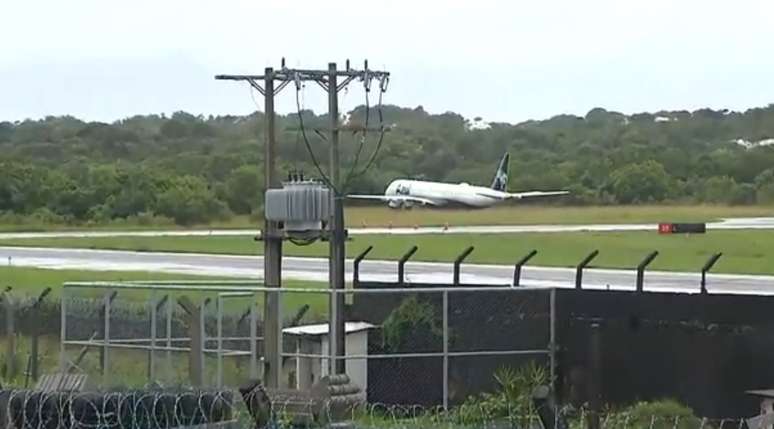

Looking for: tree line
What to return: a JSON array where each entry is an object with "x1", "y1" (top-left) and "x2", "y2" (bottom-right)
[{"x1": 1, "y1": 104, "x2": 774, "y2": 225}]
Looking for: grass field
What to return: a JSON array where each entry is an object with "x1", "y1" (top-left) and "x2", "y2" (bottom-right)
[
  {"x1": 3, "y1": 230, "x2": 774, "y2": 274},
  {"x1": 341, "y1": 204, "x2": 774, "y2": 227},
  {"x1": 0, "y1": 266, "x2": 328, "y2": 317},
  {"x1": 0, "y1": 267, "x2": 329, "y2": 388},
  {"x1": 7, "y1": 334, "x2": 270, "y2": 389},
  {"x1": 1, "y1": 204, "x2": 772, "y2": 232}
]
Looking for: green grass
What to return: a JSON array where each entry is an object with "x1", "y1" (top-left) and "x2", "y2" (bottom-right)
[
  {"x1": 1, "y1": 204, "x2": 773, "y2": 231},
  {"x1": 2, "y1": 334, "x2": 268, "y2": 389},
  {"x1": 342, "y1": 204, "x2": 774, "y2": 227},
  {"x1": 3, "y1": 230, "x2": 774, "y2": 274},
  {"x1": 0, "y1": 267, "x2": 329, "y2": 389},
  {"x1": 0, "y1": 266, "x2": 212, "y2": 297},
  {"x1": 0, "y1": 266, "x2": 329, "y2": 317}
]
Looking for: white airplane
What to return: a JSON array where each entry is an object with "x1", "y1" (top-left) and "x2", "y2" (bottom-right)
[{"x1": 348, "y1": 153, "x2": 569, "y2": 209}]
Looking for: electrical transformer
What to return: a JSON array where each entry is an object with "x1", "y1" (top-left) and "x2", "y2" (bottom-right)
[{"x1": 264, "y1": 179, "x2": 331, "y2": 236}]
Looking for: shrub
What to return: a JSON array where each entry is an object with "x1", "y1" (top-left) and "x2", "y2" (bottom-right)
[{"x1": 455, "y1": 362, "x2": 548, "y2": 425}]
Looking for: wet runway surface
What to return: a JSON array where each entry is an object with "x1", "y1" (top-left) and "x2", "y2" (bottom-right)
[
  {"x1": 1, "y1": 217, "x2": 773, "y2": 239},
  {"x1": 3, "y1": 246, "x2": 773, "y2": 295}
]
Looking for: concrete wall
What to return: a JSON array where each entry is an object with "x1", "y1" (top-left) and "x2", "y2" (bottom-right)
[
  {"x1": 284, "y1": 331, "x2": 370, "y2": 398},
  {"x1": 321, "y1": 331, "x2": 368, "y2": 398}
]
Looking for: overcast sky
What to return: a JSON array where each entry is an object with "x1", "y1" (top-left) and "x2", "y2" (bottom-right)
[{"x1": 1, "y1": 0, "x2": 772, "y2": 124}]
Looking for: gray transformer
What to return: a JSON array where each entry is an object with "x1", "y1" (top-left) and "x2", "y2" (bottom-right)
[{"x1": 264, "y1": 180, "x2": 332, "y2": 236}]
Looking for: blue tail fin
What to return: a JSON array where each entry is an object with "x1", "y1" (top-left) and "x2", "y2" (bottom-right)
[{"x1": 490, "y1": 153, "x2": 509, "y2": 191}]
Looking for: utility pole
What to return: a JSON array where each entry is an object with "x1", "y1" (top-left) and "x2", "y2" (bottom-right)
[
  {"x1": 327, "y1": 62, "x2": 346, "y2": 374},
  {"x1": 262, "y1": 67, "x2": 283, "y2": 389},
  {"x1": 216, "y1": 60, "x2": 389, "y2": 379},
  {"x1": 215, "y1": 67, "x2": 289, "y2": 388}
]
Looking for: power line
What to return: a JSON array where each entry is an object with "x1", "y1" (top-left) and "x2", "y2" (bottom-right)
[
  {"x1": 215, "y1": 60, "x2": 390, "y2": 378},
  {"x1": 295, "y1": 84, "x2": 336, "y2": 192}
]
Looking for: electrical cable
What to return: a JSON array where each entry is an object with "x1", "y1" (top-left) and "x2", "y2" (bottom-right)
[
  {"x1": 342, "y1": 83, "x2": 370, "y2": 189},
  {"x1": 288, "y1": 237, "x2": 317, "y2": 246},
  {"x1": 294, "y1": 83, "x2": 337, "y2": 194},
  {"x1": 248, "y1": 85, "x2": 261, "y2": 113},
  {"x1": 344, "y1": 78, "x2": 388, "y2": 186}
]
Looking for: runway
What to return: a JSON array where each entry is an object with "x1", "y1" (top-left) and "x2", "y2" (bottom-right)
[
  {"x1": 0, "y1": 217, "x2": 772, "y2": 240},
  {"x1": 3, "y1": 246, "x2": 774, "y2": 296}
]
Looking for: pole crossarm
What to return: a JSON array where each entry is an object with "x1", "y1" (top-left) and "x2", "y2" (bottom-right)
[
  {"x1": 216, "y1": 60, "x2": 390, "y2": 379},
  {"x1": 247, "y1": 79, "x2": 266, "y2": 96},
  {"x1": 214, "y1": 68, "x2": 389, "y2": 95},
  {"x1": 314, "y1": 79, "x2": 329, "y2": 92},
  {"x1": 215, "y1": 69, "x2": 389, "y2": 81},
  {"x1": 337, "y1": 75, "x2": 357, "y2": 92}
]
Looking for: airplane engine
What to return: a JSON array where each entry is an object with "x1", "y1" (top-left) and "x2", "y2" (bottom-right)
[{"x1": 388, "y1": 200, "x2": 414, "y2": 209}]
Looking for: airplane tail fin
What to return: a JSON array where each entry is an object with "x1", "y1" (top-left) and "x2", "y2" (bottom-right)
[{"x1": 490, "y1": 153, "x2": 509, "y2": 191}]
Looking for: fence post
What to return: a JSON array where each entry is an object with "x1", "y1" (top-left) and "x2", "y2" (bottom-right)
[
  {"x1": 353, "y1": 246, "x2": 374, "y2": 287},
  {"x1": 166, "y1": 295, "x2": 173, "y2": 382},
  {"x1": 199, "y1": 298, "x2": 210, "y2": 387},
  {"x1": 250, "y1": 297, "x2": 258, "y2": 379},
  {"x1": 398, "y1": 246, "x2": 418, "y2": 285},
  {"x1": 28, "y1": 288, "x2": 51, "y2": 383},
  {"x1": 575, "y1": 250, "x2": 599, "y2": 290},
  {"x1": 442, "y1": 289, "x2": 449, "y2": 410},
  {"x1": 453, "y1": 246, "x2": 475, "y2": 286},
  {"x1": 216, "y1": 294, "x2": 224, "y2": 388},
  {"x1": 3, "y1": 289, "x2": 17, "y2": 380},
  {"x1": 513, "y1": 250, "x2": 538, "y2": 287},
  {"x1": 102, "y1": 290, "x2": 117, "y2": 386},
  {"x1": 700, "y1": 253, "x2": 723, "y2": 294},
  {"x1": 149, "y1": 295, "x2": 167, "y2": 382},
  {"x1": 587, "y1": 322, "x2": 602, "y2": 429},
  {"x1": 60, "y1": 288, "x2": 67, "y2": 371},
  {"x1": 549, "y1": 288, "x2": 557, "y2": 393},
  {"x1": 178, "y1": 296, "x2": 204, "y2": 387},
  {"x1": 636, "y1": 251, "x2": 659, "y2": 292}
]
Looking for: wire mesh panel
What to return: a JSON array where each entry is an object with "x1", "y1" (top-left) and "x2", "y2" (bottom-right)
[
  {"x1": 60, "y1": 281, "x2": 269, "y2": 391},
  {"x1": 344, "y1": 285, "x2": 555, "y2": 410}
]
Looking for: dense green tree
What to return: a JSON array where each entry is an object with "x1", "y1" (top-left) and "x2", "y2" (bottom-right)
[
  {"x1": 224, "y1": 165, "x2": 264, "y2": 215},
  {"x1": 754, "y1": 168, "x2": 774, "y2": 204},
  {"x1": 701, "y1": 176, "x2": 740, "y2": 204},
  {"x1": 156, "y1": 175, "x2": 227, "y2": 225},
  {"x1": 608, "y1": 161, "x2": 671, "y2": 204},
  {"x1": 2, "y1": 103, "x2": 774, "y2": 225}
]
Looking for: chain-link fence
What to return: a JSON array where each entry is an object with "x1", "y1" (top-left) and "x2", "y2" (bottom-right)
[
  {"x1": 280, "y1": 285, "x2": 555, "y2": 410},
  {"x1": 58, "y1": 281, "x2": 555, "y2": 409},
  {"x1": 60, "y1": 281, "x2": 269, "y2": 389},
  {"x1": 0, "y1": 281, "x2": 761, "y2": 428}
]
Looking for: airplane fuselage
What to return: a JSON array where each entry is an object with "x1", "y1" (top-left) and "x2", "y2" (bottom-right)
[{"x1": 384, "y1": 179, "x2": 508, "y2": 208}]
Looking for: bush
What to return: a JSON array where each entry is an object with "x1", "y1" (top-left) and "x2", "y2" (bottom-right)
[
  {"x1": 381, "y1": 296, "x2": 443, "y2": 353},
  {"x1": 613, "y1": 399, "x2": 701, "y2": 429},
  {"x1": 455, "y1": 362, "x2": 548, "y2": 424},
  {"x1": 609, "y1": 161, "x2": 671, "y2": 204},
  {"x1": 155, "y1": 176, "x2": 228, "y2": 225}
]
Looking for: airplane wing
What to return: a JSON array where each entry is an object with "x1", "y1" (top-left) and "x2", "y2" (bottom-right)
[
  {"x1": 507, "y1": 190, "x2": 570, "y2": 199},
  {"x1": 347, "y1": 195, "x2": 440, "y2": 206}
]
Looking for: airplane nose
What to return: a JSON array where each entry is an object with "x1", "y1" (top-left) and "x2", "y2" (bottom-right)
[{"x1": 385, "y1": 182, "x2": 397, "y2": 195}]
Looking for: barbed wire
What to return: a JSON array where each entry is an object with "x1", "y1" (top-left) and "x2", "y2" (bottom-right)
[
  {"x1": 0, "y1": 387, "x2": 755, "y2": 429},
  {"x1": 4, "y1": 388, "x2": 245, "y2": 429}
]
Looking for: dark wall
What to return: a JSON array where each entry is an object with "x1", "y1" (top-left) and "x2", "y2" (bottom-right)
[
  {"x1": 350, "y1": 282, "x2": 551, "y2": 405},
  {"x1": 555, "y1": 289, "x2": 774, "y2": 418},
  {"x1": 351, "y1": 282, "x2": 774, "y2": 417}
]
